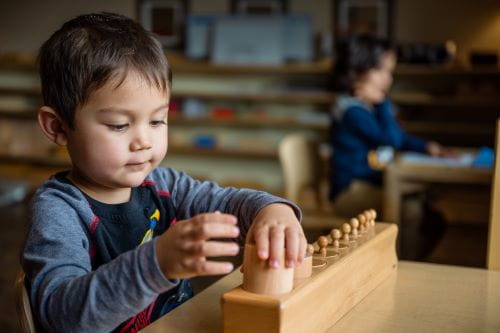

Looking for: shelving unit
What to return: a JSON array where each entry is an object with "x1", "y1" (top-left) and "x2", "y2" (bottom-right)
[
  {"x1": 0, "y1": 53, "x2": 499, "y2": 191},
  {"x1": 391, "y1": 66, "x2": 500, "y2": 147}
]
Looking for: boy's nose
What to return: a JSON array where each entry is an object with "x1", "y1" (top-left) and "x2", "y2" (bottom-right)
[{"x1": 130, "y1": 129, "x2": 152, "y2": 151}]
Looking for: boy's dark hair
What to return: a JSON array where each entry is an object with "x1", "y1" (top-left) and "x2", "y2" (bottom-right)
[
  {"x1": 331, "y1": 34, "x2": 395, "y2": 94},
  {"x1": 38, "y1": 12, "x2": 171, "y2": 128}
]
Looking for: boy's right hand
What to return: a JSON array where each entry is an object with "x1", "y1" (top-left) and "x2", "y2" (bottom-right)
[{"x1": 155, "y1": 211, "x2": 240, "y2": 279}]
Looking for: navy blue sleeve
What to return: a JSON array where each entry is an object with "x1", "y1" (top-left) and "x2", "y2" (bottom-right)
[
  {"x1": 344, "y1": 99, "x2": 427, "y2": 152},
  {"x1": 401, "y1": 131, "x2": 427, "y2": 152}
]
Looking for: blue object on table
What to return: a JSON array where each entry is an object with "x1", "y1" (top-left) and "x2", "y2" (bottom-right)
[{"x1": 472, "y1": 146, "x2": 494, "y2": 168}]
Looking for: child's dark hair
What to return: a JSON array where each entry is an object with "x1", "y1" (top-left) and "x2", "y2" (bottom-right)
[
  {"x1": 331, "y1": 34, "x2": 395, "y2": 94},
  {"x1": 38, "y1": 12, "x2": 171, "y2": 128}
]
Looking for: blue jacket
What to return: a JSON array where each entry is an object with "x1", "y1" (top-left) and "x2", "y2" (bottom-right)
[{"x1": 329, "y1": 96, "x2": 427, "y2": 200}]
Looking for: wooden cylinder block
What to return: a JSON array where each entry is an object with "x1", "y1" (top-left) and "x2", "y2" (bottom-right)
[
  {"x1": 294, "y1": 254, "x2": 312, "y2": 280},
  {"x1": 242, "y1": 243, "x2": 294, "y2": 295}
]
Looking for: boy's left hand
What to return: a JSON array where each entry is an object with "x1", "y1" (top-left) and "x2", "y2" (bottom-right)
[{"x1": 246, "y1": 203, "x2": 306, "y2": 269}]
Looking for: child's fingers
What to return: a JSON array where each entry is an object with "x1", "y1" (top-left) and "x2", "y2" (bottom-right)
[
  {"x1": 184, "y1": 240, "x2": 239, "y2": 257},
  {"x1": 298, "y1": 233, "x2": 307, "y2": 264},
  {"x1": 284, "y1": 228, "x2": 299, "y2": 267},
  {"x1": 187, "y1": 216, "x2": 239, "y2": 240},
  {"x1": 253, "y1": 226, "x2": 270, "y2": 260},
  {"x1": 212, "y1": 211, "x2": 238, "y2": 224},
  {"x1": 268, "y1": 225, "x2": 285, "y2": 269},
  {"x1": 183, "y1": 257, "x2": 234, "y2": 276}
]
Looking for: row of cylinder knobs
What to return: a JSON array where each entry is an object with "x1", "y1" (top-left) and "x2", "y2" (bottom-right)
[{"x1": 308, "y1": 209, "x2": 377, "y2": 257}]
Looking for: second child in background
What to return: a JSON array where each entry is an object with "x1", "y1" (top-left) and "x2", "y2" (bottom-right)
[{"x1": 329, "y1": 34, "x2": 451, "y2": 218}]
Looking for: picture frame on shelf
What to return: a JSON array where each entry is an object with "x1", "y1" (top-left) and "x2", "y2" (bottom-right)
[
  {"x1": 139, "y1": 0, "x2": 189, "y2": 49},
  {"x1": 335, "y1": 0, "x2": 393, "y2": 39},
  {"x1": 231, "y1": 0, "x2": 287, "y2": 15}
]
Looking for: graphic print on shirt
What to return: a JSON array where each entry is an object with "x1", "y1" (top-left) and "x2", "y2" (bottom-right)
[
  {"x1": 85, "y1": 180, "x2": 193, "y2": 333},
  {"x1": 141, "y1": 209, "x2": 160, "y2": 244}
]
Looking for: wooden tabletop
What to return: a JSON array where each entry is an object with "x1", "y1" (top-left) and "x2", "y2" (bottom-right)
[
  {"x1": 387, "y1": 158, "x2": 492, "y2": 184},
  {"x1": 141, "y1": 261, "x2": 500, "y2": 333}
]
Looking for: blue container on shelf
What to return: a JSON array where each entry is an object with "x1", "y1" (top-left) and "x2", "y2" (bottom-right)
[{"x1": 193, "y1": 135, "x2": 216, "y2": 149}]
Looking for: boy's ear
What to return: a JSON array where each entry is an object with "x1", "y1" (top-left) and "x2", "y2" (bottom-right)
[{"x1": 38, "y1": 106, "x2": 68, "y2": 146}]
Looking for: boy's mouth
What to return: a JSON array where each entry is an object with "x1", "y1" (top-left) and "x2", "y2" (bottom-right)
[{"x1": 126, "y1": 161, "x2": 149, "y2": 170}]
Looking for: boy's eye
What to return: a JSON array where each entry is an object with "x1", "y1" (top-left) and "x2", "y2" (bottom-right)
[
  {"x1": 151, "y1": 120, "x2": 167, "y2": 127},
  {"x1": 107, "y1": 124, "x2": 129, "y2": 131}
]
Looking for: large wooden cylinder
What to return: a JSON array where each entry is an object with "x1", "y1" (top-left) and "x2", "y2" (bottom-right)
[
  {"x1": 242, "y1": 243, "x2": 294, "y2": 295},
  {"x1": 293, "y1": 254, "x2": 312, "y2": 280}
]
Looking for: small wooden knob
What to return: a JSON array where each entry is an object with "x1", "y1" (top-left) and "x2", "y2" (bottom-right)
[
  {"x1": 350, "y1": 218, "x2": 359, "y2": 229},
  {"x1": 342, "y1": 233, "x2": 350, "y2": 246},
  {"x1": 318, "y1": 236, "x2": 329, "y2": 249},
  {"x1": 342, "y1": 223, "x2": 351, "y2": 235},
  {"x1": 331, "y1": 228, "x2": 341, "y2": 241},
  {"x1": 306, "y1": 244, "x2": 315, "y2": 255},
  {"x1": 357, "y1": 213, "x2": 366, "y2": 225}
]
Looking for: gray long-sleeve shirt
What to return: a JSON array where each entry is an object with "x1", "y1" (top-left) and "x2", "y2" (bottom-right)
[{"x1": 22, "y1": 167, "x2": 300, "y2": 332}]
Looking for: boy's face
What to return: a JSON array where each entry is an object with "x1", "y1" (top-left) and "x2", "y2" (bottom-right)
[
  {"x1": 355, "y1": 51, "x2": 396, "y2": 105},
  {"x1": 66, "y1": 70, "x2": 169, "y2": 193}
]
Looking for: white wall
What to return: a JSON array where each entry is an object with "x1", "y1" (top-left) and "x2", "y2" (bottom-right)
[
  {"x1": 1, "y1": 0, "x2": 499, "y2": 65},
  {"x1": 0, "y1": 0, "x2": 135, "y2": 54}
]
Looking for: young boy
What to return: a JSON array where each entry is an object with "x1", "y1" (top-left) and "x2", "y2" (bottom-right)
[{"x1": 22, "y1": 12, "x2": 306, "y2": 332}]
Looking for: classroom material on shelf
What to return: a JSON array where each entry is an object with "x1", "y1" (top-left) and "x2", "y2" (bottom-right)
[{"x1": 222, "y1": 209, "x2": 398, "y2": 333}]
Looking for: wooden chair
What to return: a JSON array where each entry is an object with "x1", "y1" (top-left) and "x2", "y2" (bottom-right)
[
  {"x1": 487, "y1": 119, "x2": 500, "y2": 270},
  {"x1": 278, "y1": 133, "x2": 323, "y2": 209},
  {"x1": 15, "y1": 271, "x2": 38, "y2": 333}
]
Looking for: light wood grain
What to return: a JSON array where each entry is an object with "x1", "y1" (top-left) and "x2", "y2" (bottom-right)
[
  {"x1": 222, "y1": 223, "x2": 397, "y2": 333},
  {"x1": 241, "y1": 243, "x2": 294, "y2": 295},
  {"x1": 488, "y1": 119, "x2": 500, "y2": 270},
  {"x1": 140, "y1": 261, "x2": 500, "y2": 333},
  {"x1": 15, "y1": 271, "x2": 37, "y2": 333},
  {"x1": 331, "y1": 262, "x2": 500, "y2": 333}
]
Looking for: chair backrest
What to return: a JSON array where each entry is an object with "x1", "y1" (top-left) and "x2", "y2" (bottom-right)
[
  {"x1": 15, "y1": 271, "x2": 37, "y2": 333},
  {"x1": 278, "y1": 133, "x2": 322, "y2": 208},
  {"x1": 487, "y1": 119, "x2": 500, "y2": 270}
]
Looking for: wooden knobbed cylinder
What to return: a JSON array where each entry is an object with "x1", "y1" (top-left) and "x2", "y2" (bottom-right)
[{"x1": 242, "y1": 243, "x2": 294, "y2": 295}]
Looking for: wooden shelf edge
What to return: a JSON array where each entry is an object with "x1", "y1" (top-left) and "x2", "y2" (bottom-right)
[
  {"x1": 168, "y1": 146, "x2": 277, "y2": 159},
  {"x1": 172, "y1": 91, "x2": 334, "y2": 104},
  {"x1": 0, "y1": 154, "x2": 70, "y2": 167},
  {"x1": 169, "y1": 116, "x2": 328, "y2": 130}
]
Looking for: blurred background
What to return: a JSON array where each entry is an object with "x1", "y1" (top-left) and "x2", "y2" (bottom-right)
[{"x1": 0, "y1": 0, "x2": 499, "y2": 331}]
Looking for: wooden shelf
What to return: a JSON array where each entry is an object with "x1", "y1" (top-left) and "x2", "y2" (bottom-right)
[
  {"x1": 391, "y1": 92, "x2": 500, "y2": 107},
  {"x1": 0, "y1": 53, "x2": 36, "y2": 70},
  {"x1": 169, "y1": 53, "x2": 333, "y2": 75},
  {"x1": 395, "y1": 64, "x2": 500, "y2": 76},
  {"x1": 168, "y1": 146, "x2": 277, "y2": 159},
  {"x1": 0, "y1": 109, "x2": 37, "y2": 119},
  {"x1": 0, "y1": 86, "x2": 40, "y2": 96},
  {"x1": 0, "y1": 154, "x2": 70, "y2": 167},
  {"x1": 172, "y1": 90, "x2": 334, "y2": 104},
  {"x1": 169, "y1": 115, "x2": 328, "y2": 130},
  {"x1": 400, "y1": 121, "x2": 495, "y2": 136},
  {"x1": 3, "y1": 52, "x2": 500, "y2": 76}
]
